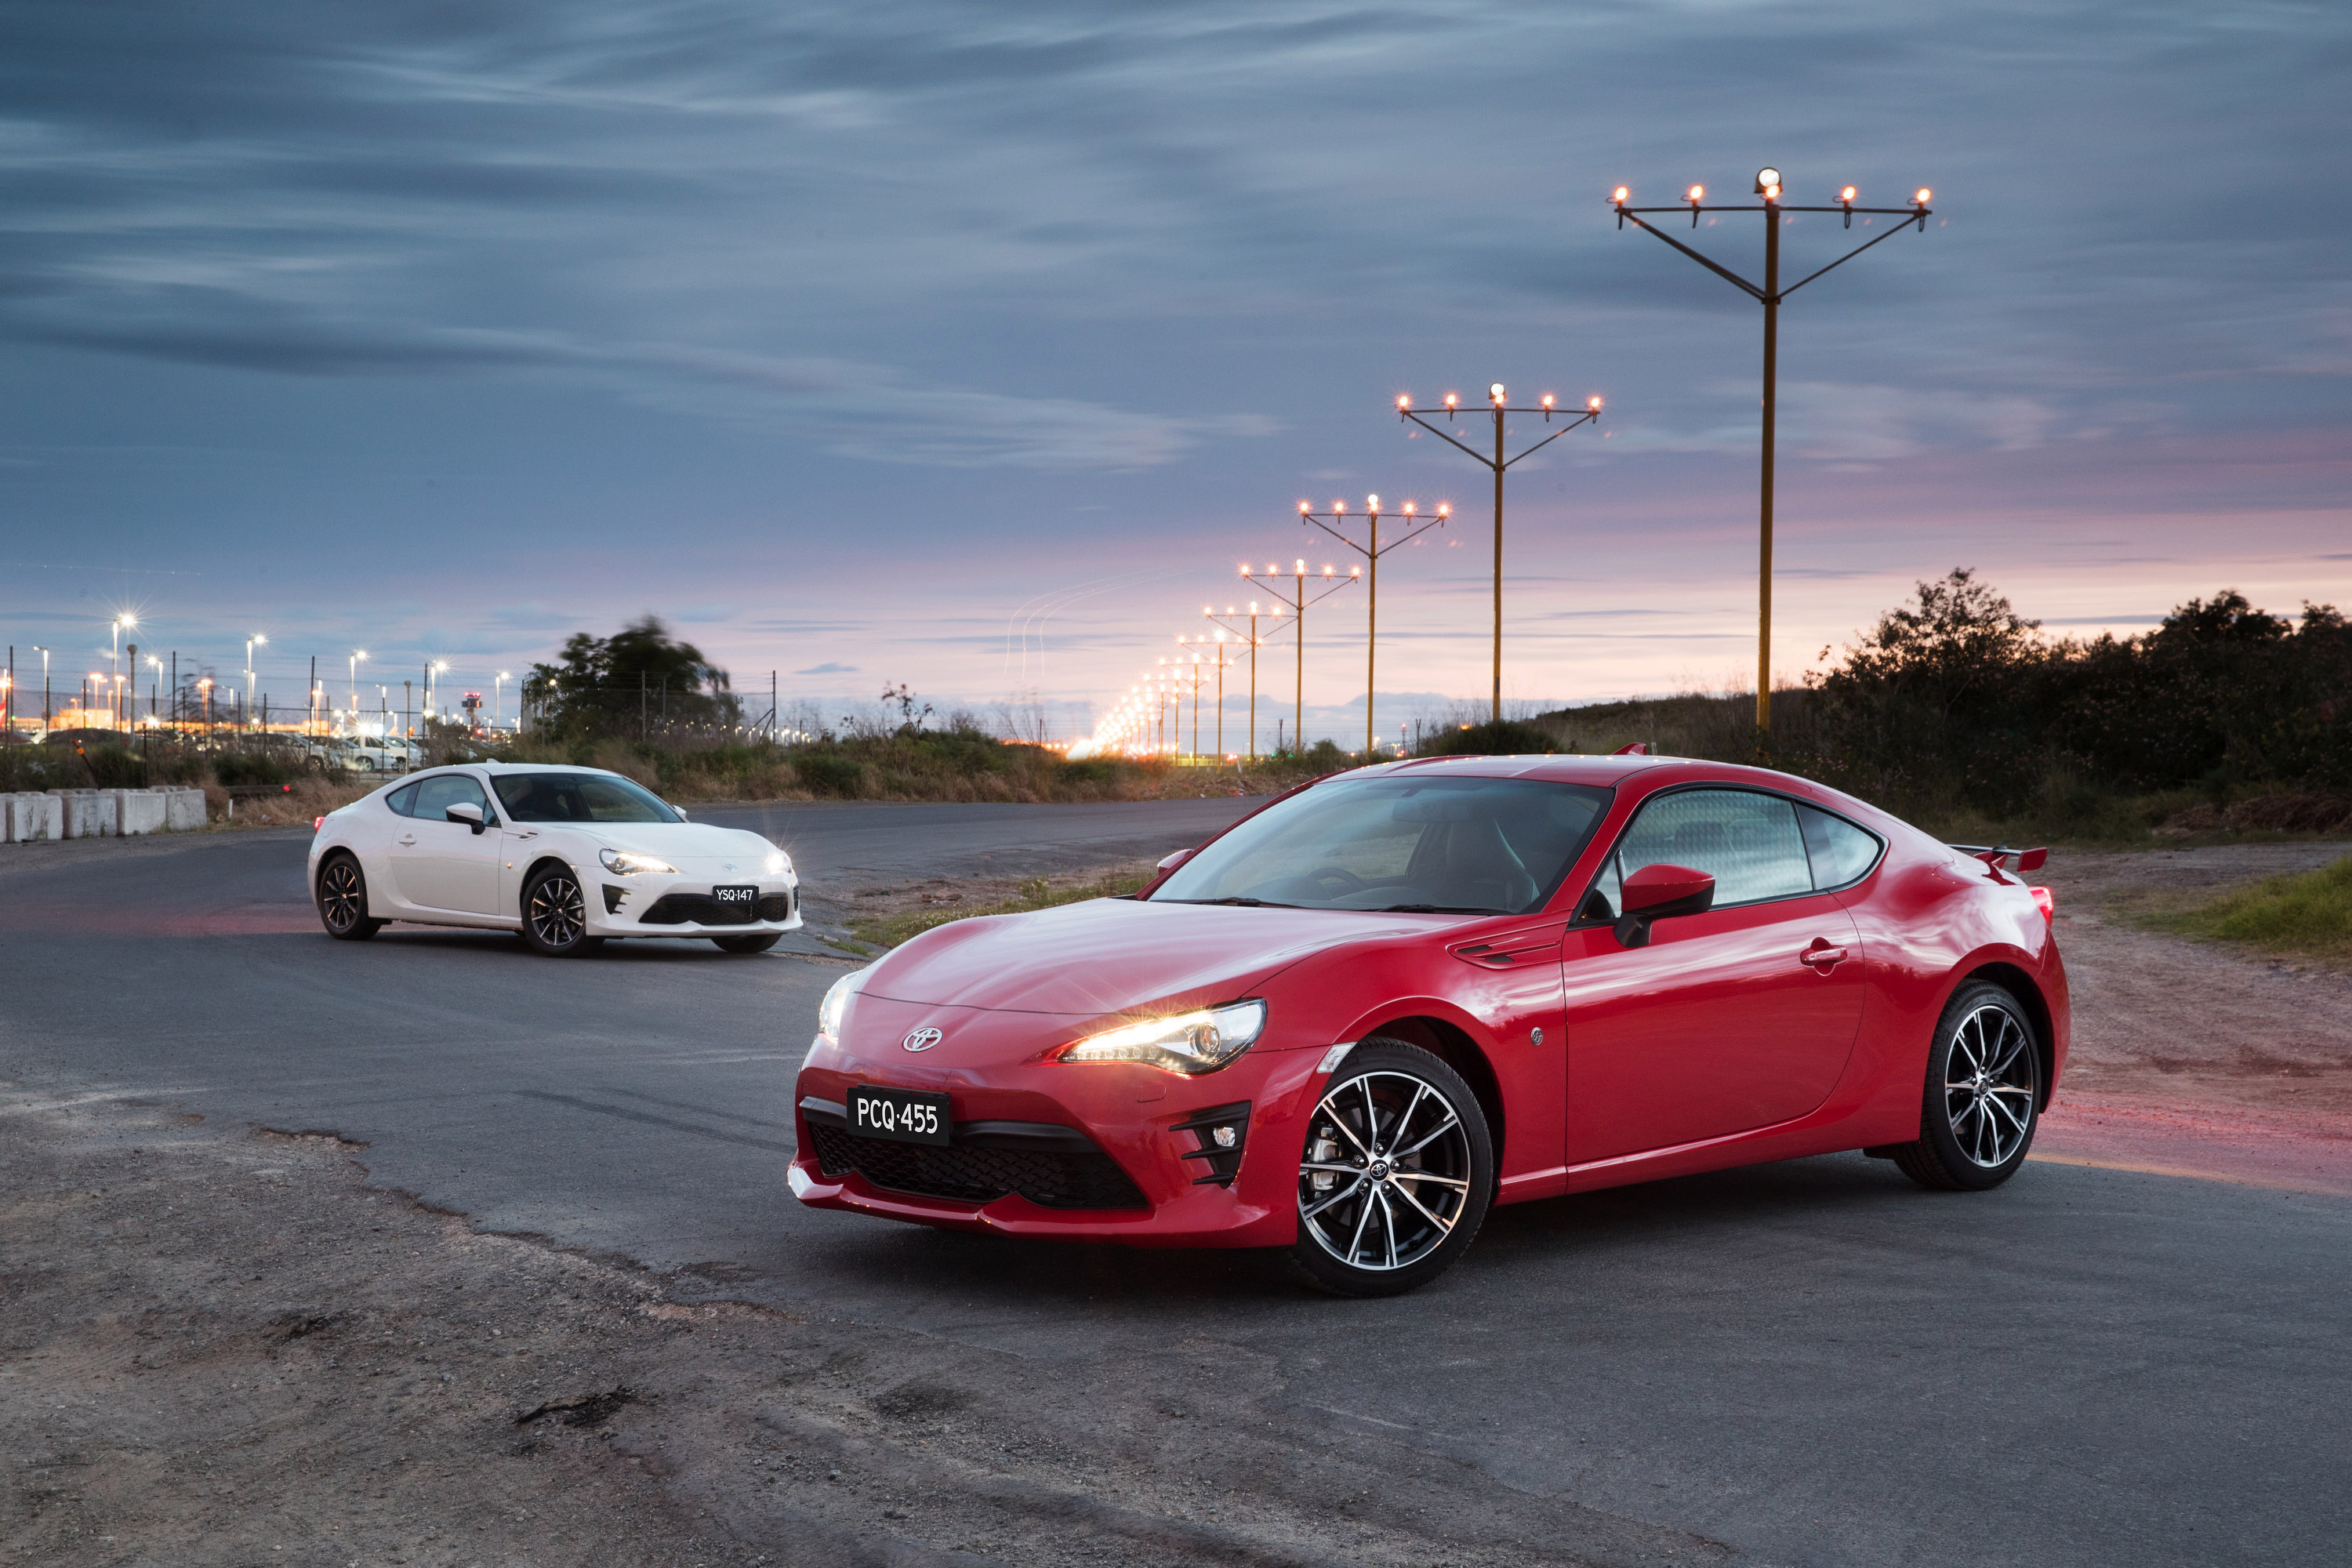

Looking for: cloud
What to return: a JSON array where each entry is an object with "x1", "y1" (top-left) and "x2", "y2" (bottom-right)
[{"x1": 795, "y1": 661, "x2": 858, "y2": 675}]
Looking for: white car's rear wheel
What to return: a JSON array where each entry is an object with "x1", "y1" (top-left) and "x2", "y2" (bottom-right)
[{"x1": 315, "y1": 854, "x2": 383, "y2": 941}]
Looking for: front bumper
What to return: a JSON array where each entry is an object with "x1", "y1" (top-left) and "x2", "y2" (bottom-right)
[
  {"x1": 587, "y1": 876, "x2": 802, "y2": 938},
  {"x1": 791, "y1": 1025, "x2": 1329, "y2": 1248}
]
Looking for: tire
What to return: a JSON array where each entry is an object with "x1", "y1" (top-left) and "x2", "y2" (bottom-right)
[
  {"x1": 1889, "y1": 982, "x2": 2042, "y2": 1192},
  {"x1": 521, "y1": 864, "x2": 603, "y2": 957},
  {"x1": 1287, "y1": 1039, "x2": 1494, "y2": 1298},
  {"x1": 712, "y1": 933, "x2": 782, "y2": 954},
  {"x1": 315, "y1": 853, "x2": 384, "y2": 941}
]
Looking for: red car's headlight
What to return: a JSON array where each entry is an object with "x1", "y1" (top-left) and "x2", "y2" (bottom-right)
[{"x1": 1058, "y1": 999, "x2": 1266, "y2": 1075}]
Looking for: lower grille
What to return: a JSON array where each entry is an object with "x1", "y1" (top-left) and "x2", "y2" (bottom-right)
[
  {"x1": 637, "y1": 891, "x2": 793, "y2": 926},
  {"x1": 806, "y1": 1123, "x2": 1148, "y2": 1210}
]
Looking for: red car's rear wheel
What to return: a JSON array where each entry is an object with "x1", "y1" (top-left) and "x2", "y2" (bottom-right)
[
  {"x1": 1289, "y1": 1040, "x2": 1493, "y2": 1297},
  {"x1": 1891, "y1": 982, "x2": 2041, "y2": 1191}
]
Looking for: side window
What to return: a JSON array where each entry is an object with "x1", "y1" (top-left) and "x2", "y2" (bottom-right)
[
  {"x1": 385, "y1": 782, "x2": 419, "y2": 818},
  {"x1": 1797, "y1": 804, "x2": 1883, "y2": 889},
  {"x1": 408, "y1": 774, "x2": 491, "y2": 824},
  {"x1": 1613, "y1": 788, "x2": 1813, "y2": 908}
]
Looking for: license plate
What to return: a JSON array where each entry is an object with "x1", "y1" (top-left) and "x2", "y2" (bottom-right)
[
  {"x1": 712, "y1": 884, "x2": 759, "y2": 917},
  {"x1": 848, "y1": 1084, "x2": 950, "y2": 1146}
]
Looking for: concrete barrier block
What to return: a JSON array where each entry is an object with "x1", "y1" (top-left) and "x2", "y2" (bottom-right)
[
  {"x1": 51, "y1": 789, "x2": 116, "y2": 838},
  {"x1": 116, "y1": 789, "x2": 167, "y2": 836},
  {"x1": 1, "y1": 794, "x2": 22, "y2": 843},
  {"x1": 16, "y1": 793, "x2": 63, "y2": 841},
  {"x1": 162, "y1": 786, "x2": 206, "y2": 831}
]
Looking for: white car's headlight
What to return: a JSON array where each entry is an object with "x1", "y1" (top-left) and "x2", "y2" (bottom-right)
[
  {"x1": 764, "y1": 850, "x2": 791, "y2": 877},
  {"x1": 816, "y1": 965, "x2": 870, "y2": 1047},
  {"x1": 598, "y1": 848, "x2": 677, "y2": 876},
  {"x1": 1058, "y1": 999, "x2": 1265, "y2": 1076}
]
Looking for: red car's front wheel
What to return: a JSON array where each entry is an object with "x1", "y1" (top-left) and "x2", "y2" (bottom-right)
[{"x1": 1289, "y1": 1040, "x2": 1494, "y2": 1298}]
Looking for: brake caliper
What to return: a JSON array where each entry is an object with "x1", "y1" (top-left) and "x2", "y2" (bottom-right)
[{"x1": 1310, "y1": 1129, "x2": 1341, "y2": 1191}]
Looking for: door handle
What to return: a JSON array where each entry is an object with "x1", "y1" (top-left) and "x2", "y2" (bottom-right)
[
  {"x1": 396, "y1": 833, "x2": 416, "y2": 847},
  {"x1": 1798, "y1": 940, "x2": 1849, "y2": 971}
]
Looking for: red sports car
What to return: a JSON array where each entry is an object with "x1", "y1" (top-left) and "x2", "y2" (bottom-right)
[{"x1": 791, "y1": 754, "x2": 2065, "y2": 1294}]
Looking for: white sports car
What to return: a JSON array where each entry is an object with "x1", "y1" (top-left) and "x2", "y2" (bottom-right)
[{"x1": 307, "y1": 761, "x2": 800, "y2": 956}]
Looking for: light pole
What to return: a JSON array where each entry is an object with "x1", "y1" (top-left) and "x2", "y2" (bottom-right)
[
  {"x1": 495, "y1": 671, "x2": 510, "y2": 732},
  {"x1": 110, "y1": 615, "x2": 136, "y2": 725},
  {"x1": 1240, "y1": 558, "x2": 1359, "y2": 756},
  {"x1": 1202, "y1": 603, "x2": 1290, "y2": 762},
  {"x1": 31, "y1": 647, "x2": 49, "y2": 733},
  {"x1": 1612, "y1": 169, "x2": 1935, "y2": 735},
  {"x1": 244, "y1": 633, "x2": 266, "y2": 735},
  {"x1": 1298, "y1": 493, "x2": 1450, "y2": 753},
  {"x1": 349, "y1": 651, "x2": 367, "y2": 724},
  {"x1": 146, "y1": 656, "x2": 162, "y2": 725},
  {"x1": 1398, "y1": 387, "x2": 1602, "y2": 724}
]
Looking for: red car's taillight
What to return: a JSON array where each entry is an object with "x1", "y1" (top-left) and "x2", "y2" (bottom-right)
[{"x1": 2029, "y1": 885, "x2": 2055, "y2": 921}]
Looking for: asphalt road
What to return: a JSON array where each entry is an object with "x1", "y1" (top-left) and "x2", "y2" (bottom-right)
[{"x1": 2, "y1": 808, "x2": 2347, "y2": 1567}]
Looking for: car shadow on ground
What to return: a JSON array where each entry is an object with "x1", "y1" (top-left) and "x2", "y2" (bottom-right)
[{"x1": 773, "y1": 1152, "x2": 1935, "y2": 1317}]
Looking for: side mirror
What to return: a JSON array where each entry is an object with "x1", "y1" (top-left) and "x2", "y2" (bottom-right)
[
  {"x1": 1613, "y1": 862, "x2": 1715, "y2": 949},
  {"x1": 445, "y1": 802, "x2": 488, "y2": 835},
  {"x1": 1156, "y1": 847, "x2": 1196, "y2": 873},
  {"x1": 674, "y1": 808, "x2": 689, "y2": 821}
]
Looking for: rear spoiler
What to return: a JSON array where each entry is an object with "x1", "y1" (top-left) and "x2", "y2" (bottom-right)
[{"x1": 1950, "y1": 844, "x2": 2048, "y2": 874}]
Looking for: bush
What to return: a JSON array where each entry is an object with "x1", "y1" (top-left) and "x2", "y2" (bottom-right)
[
  {"x1": 1415, "y1": 720, "x2": 1559, "y2": 758},
  {"x1": 212, "y1": 753, "x2": 295, "y2": 788},
  {"x1": 793, "y1": 753, "x2": 872, "y2": 798}
]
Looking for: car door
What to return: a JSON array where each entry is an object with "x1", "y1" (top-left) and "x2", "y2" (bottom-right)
[
  {"x1": 387, "y1": 772, "x2": 503, "y2": 914},
  {"x1": 1563, "y1": 786, "x2": 1866, "y2": 1164}
]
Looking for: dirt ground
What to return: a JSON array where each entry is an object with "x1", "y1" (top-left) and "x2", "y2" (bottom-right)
[
  {"x1": 1, "y1": 1091, "x2": 1711, "y2": 1568},
  {"x1": 9, "y1": 841, "x2": 2350, "y2": 1566}
]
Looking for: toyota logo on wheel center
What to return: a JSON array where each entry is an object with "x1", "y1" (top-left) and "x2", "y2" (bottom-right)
[{"x1": 902, "y1": 1027, "x2": 943, "y2": 1052}]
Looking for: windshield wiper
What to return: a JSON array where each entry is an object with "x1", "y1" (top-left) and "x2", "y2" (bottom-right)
[
  {"x1": 1377, "y1": 903, "x2": 1505, "y2": 914},
  {"x1": 1163, "y1": 896, "x2": 1298, "y2": 908}
]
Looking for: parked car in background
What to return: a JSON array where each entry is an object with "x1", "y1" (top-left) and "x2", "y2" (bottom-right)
[
  {"x1": 308, "y1": 761, "x2": 800, "y2": 956},
  {"x1": 793, "y1": 753, "x2": 2067, "y2": 1296}
]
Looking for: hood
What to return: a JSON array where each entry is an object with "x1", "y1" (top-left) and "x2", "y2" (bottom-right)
[
  {"x1": 861, "y1": 897, "x2": 1421, "y2": 1018},
  {"x1": 564, "y1": 821, "x2": 781, "y2": 871}
]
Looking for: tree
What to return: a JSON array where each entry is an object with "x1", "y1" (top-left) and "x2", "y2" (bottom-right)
[
  {"x1": 1818, "y1": 568, "x2": 2042, "y2": 720},
  {"x1": 524, "y1": 616, "x2": 739, "y2": 739}
]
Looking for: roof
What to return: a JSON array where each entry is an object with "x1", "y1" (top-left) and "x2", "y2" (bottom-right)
[{"x1": 1358, "y1": 752, "x2": 1835, "y2": 795}]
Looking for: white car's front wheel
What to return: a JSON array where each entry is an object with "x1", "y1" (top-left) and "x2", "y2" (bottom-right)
[{"x1": 521, "y1": 864, "x2": 602, "y2": 958}]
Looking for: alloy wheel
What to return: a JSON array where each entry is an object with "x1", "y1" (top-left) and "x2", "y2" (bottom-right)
[
  {"x1": 528, "y1": 873, "x2": 586, "y2": 949},
  {"x1": 320, "y1": 860, "x2": 363, "y2": 934},
  {"x1": 1943, "y1": 1002, "x2": 2037, "y2": 1167},
  {"x1": 1298, "y1": 1069, "x2": 1475, "y2": 1273}
]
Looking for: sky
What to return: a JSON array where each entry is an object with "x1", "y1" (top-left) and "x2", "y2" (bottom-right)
[{"x1": 2, "y1": 0, "x2": 2346, "y2": 746}]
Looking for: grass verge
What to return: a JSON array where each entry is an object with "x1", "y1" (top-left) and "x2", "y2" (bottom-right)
[
  {"x1": 2126, "y1": 855, "x2": 2352, "y2": 964},
  {"x1": 845, "y1": 872, "x2": 1151, "y2": 950}
]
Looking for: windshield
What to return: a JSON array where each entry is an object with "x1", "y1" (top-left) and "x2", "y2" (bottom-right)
[
  {"x1": 491, "y1": 771, "x2": 682, "y2": 825},
  {"x1": 1149, "y1": 775, "x2": 1610, "y2": 913}
]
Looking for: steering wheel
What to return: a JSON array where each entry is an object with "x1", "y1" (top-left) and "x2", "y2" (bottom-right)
[{"x1": 1306, "y1": 866, "x2": 1368, "y2": 895}]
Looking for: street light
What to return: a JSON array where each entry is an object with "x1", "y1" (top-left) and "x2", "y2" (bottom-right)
[
  {"x1": 244, "y1": 633, "x2": 267, "y2": 735},
  {"x1": 31, "y1": 647, "x2": 49, "y2": 733},
  {"x1": 1397, "y1": 387, "x2": 1603, "y2": 722},
  {"x1": 1612, "y1": 169, "x2": 1936, "y2": 735},
  {"x1": 1298, "y1": 494, "x2": 1450, "y2": 753},
  {"x1": 349, "y1": 652, "x2": 368, "y2": 720},
  {"x1": 111, "y1": 615, "x2": 136, "y2": 726},
  {"x1": 495, "y1": 671, "x2": 511, "y2": 733},
  {"x1": 1202, "y1": 602, "x2": 1285, "y2": 762},
  {"x1": 1240, "y1": 558, "x2": 1359, "y2": 756}
]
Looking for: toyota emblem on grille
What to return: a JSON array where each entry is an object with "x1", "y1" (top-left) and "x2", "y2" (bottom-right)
[
  {"x1": 722, "y1": 862, "x2": 739, "y2": 873},
  {"x1": 902, "y1": 1027, "x2": 943, "y2": 1053}
]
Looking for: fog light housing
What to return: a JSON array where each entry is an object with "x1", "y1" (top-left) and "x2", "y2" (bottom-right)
[{"x1": 1171, "y1": 1102, "x2": 1251, "y2": 1187}]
